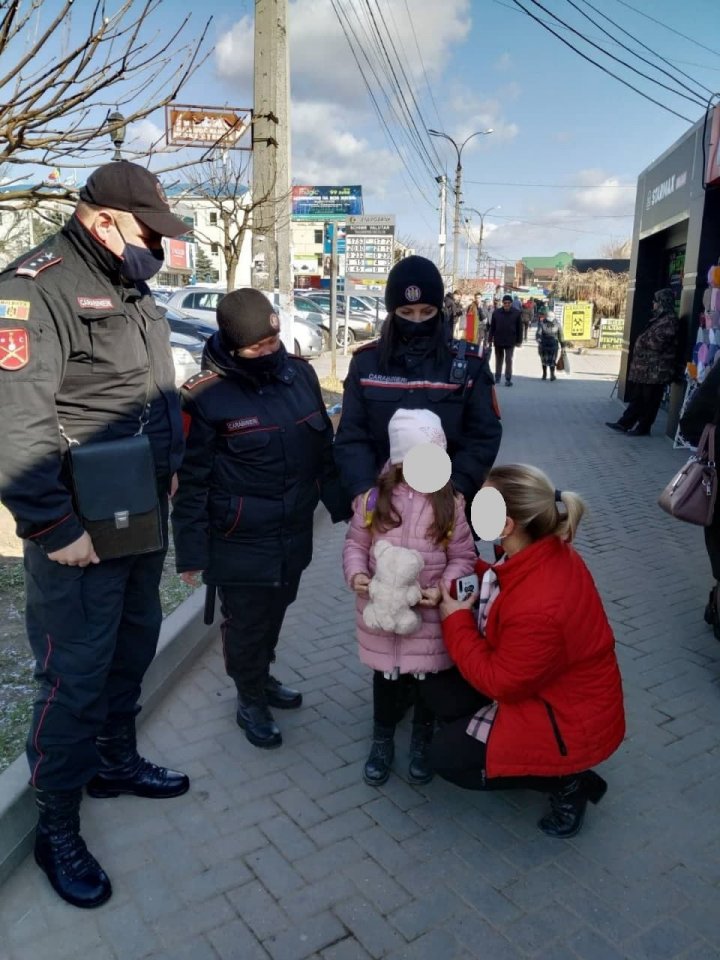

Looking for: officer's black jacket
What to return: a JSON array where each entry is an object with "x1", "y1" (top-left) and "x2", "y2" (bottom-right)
[
  {"x1": 0, "y1": 216, "x2": 183, "y2": 552},
  {"x1": 334, "y1": 336, "x2": 502, "y2": 501},
  {"x1": 171, "y1": 334, "x2": 351, "y2": 587}
]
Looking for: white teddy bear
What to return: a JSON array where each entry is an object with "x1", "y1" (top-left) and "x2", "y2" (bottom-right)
[{"x1": 362, "y1": 540, "x2": 425, "y2": 636}]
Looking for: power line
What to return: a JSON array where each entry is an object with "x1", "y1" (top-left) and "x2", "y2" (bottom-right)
[
  {"x1": 509, "y1": 0, "x2": 694, "y2": 123},
  {"x1": 400, "y1": 0, "x2": 445, "y2": 134},
  {"x1": 570, "y1": 0, "x2": 713, "y2": 101},
  {"x1": 519, "y1": 0, "x2": 705, "y2": 108},
  {"x1": 464, "y1": 179, "x2": 635, "y2": 188},
  {"x1": 609, "y1": 0, "x2": 720, "y2": 60},
  {"x1": 488, "y1": 213, "x2": 625, "y2": 237},
  {"x1": 328, "y1": 0, "x2": 434, "y2": 208}
]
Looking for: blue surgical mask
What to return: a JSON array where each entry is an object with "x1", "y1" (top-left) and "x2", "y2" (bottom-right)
[{"x1": 117, "y1": 223, "x2": 164, "y2": 281}]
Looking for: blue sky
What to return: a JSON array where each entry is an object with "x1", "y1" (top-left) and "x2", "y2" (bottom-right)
[{"x1": 9, "y1": 0, "x2": 720, "y2": 264}]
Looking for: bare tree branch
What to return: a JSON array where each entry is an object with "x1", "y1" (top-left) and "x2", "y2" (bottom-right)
[{"x1": 0, "y1": 0, "x2": 211, "y2": 170}]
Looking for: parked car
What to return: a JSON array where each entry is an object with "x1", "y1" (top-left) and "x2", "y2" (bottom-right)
[
  {"x1": 169, "y1": 329, "x2": 204, "y2": 387},
  {"x1": 165, "y1": 305, "x2": 323, "y2": 360},
  {"x1": 165, "y1": 286, "x2": 224, "y2": 321},
  {"x1": 291, "y1": 293, "x2": 375, "y2": 345}
]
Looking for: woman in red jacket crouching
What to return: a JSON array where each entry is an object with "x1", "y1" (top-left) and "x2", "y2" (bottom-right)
[{"x1": 431, "y1": 464, "x2": 625, "y2": 838}]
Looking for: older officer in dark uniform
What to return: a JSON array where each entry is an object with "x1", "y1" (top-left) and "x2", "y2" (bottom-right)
[
  {"x1": 334, "y1": 256, "x2": 502, "y2": 509},
  {"x1": 172, "y1": 290, "x2": 350, "y2": 749},
  {"x1": 0, "y1": 161, "x2": 190, "y2": 909}
]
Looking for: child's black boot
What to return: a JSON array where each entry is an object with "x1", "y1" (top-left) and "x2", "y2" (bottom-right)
[
  {"x1": 363, "y1": 724, "x2": 395, "y2": 785},
  {"x1": 408, "y1": 722, "x2": 434, "y2": 784}
]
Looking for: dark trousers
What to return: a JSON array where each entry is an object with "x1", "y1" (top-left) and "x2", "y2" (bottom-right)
[
  {"x1": 418, "y1": 668, "x2": 564, "y2": 792},
  {"x1": 494, "y1": 345, "x2": 515, "y2": 382},
  {"x1": 617, "y1": 381, "x2": 665, "y2": 433},
  {"x1": 24, "y1": 500, "x2": 169, "y2": 791},
  {"x1": 219, "y1": 576, "x2": 301, "y2": 698},
  {"x1": 372, "y1": 671, "x2": 434, "y2": 728},
  {"x1": 522, "y1": 321, "x2": 530, "y2": 342},
  {"x1": 705, "y1": 520, "x2": 720, "y2": 581}
]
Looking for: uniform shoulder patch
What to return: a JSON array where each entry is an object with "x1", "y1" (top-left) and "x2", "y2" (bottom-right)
[
  {"x1": 183, "y1": 370, "x2": 218, "y2": 391},
  {"x1": 353, "y1": 338, "x2": 380, "y2": 355},
  {"x1": 15, "y1": 250, "x2": 63, "y2": 278}
]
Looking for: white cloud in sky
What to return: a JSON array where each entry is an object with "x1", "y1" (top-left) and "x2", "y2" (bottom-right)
[
  {"x1": 127, "y1": 119, "x2": 166, "y2": 151},
  {"x1": 215, "y1": 0, "x2": 472, "y2": 197}
]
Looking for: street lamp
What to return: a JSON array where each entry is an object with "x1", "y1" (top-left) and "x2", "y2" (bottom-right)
[
  {"x1": 464, "y1": 205, "x2": 500, "y2": 279},
  {"x1": 107, "y1": 110, "x2": 126, "y2": 161},
  {"x1": 428, "y1": 127, "x2": 493, "y2": 288}
]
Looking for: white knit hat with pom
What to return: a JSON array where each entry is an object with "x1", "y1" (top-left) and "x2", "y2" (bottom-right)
[{"x1": 388, "y1": 408, "x2": 447, "y2": 466}]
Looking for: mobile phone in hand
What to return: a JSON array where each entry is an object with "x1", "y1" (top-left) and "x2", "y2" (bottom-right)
[{"x1": 451, "y1": 573, "x2": 479, "y2": 602}]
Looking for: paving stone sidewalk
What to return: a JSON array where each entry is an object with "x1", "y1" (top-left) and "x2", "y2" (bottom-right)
[{"x1": 2, "y1": 346, "x2": 720, "y2": 960}]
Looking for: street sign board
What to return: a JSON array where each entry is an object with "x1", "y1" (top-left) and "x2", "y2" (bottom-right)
[
  {"x1": 345, "y1": 215, "x2": 395, "y2": 290},
  {"x1": 323, "y1": 223, "x2": 346, "y2": 255},
  {"x1": 292, "y1": 186, "x2": 363, "y2": 220},
  {"x1": 166, "y1": 104, "x2": 252, "y2": 149}
]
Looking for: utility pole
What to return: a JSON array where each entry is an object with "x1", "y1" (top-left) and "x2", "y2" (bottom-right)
[
  {"x1": 251, "y1": 0, "x2": 279, "y2": 297},
  {"x1": 274, "y1": 0, "x2": 293, "y2": 352},
  {"x1": 464, "y1": 206, "x2": 500, "y2": 282},
  {"x1": 428, "y1": 128, "x2": 493, "y2": 289},
  {"x1": 329, "y1": 223, "x2": 338, "y2": 379},
  {"x1": 435, "y1": 174, "x2": 447, "y2": 277}
]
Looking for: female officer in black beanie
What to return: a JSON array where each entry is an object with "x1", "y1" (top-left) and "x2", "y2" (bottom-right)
[
  {"x1": 334, "y1": 256, "x2": 502, "y2": 510},
  {"x1": 172, "y1": 289, "x2": 350, "y2": 749}
]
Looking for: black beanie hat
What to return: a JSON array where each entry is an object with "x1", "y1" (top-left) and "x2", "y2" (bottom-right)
[
  {"x1": 216, "y1": 289, "x2": 281, "y2": 349},
  {"x1": 384, "y1": 255, "x2": 444, "y2": 314}
]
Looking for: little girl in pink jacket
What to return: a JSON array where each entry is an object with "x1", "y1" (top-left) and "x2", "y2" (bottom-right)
[{"x1": 343, "y1": 408, "x2": 477, "y2": 787}]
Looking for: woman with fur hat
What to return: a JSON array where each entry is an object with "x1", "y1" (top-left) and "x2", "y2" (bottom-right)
[
  {"x1": 334, "y1": 255, "x2": 502, "y2": 515},
  {"x1": 606, "y1": 288, "x2": 683, "y2": 436},
  {"x1": 172, "y1": 289, "x2": 351, "y2": 750}
]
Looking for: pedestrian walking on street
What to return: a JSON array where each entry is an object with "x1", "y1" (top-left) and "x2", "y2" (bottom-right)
[
  {"x1": 172, "y1": 289, "x2": 350, "y2": 751},
  {"x1": 606, "y1": 288, "x2": 683, "y2": 436},
  {"x1": 429, "y1": 464, "x2": 625, "y2": 838},
  {"x1": 521, "y1": 298, "x2": 534, "y2": 342},
  {"x1": 679, "y1": 359, "x2": 720, "y2": 639},
  {"x1": 334, "y1": 255, "x2": 502, "y2": 518},
  {"x1": 0, "y1": 161, "x2": 192, "y2": 909},
  {"x1": 464, "y1": 292, "x2": 487, "y2": 348},
  {"x1": 536, "y1": 306, "x2": 565, "y2": 380},
  {"x1": 489, "y1": 295, "x2": 523, "y2": 386},
  {"x1": 343, "y1": 409, "x2": 477, "y2": 786}
]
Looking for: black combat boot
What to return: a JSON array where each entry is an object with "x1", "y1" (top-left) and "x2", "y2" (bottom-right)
[
  {"x1": 237, "y1": 692, "x2": 282, "y2": 748},
  {"x1": 550, "y1": 366, "x2": 557, "y2": 381},
  {"x1": 264, "y1": 675, "x2": 303, "y2": 709},
  {"x1": 86, "y1": 715, "x2": 189, "y2": 799},
  {"x1": 538, "y1": 770, "x2": 607, "y2": 838},
  {"x1": 34, "y1": 788, "x2": 112, "y2": 909},
  {"x1": 541, "y1": 366, "x2": 547, "y2": 380},
  {"x1": 407, "y1": 722, "x2": 434, "y2": 785},
  {"x1": 704, "y1": 583, "x2": 720, "y2": 641},
  {"x1": 363, "y1": 724, "x2": 395, "y2": 785}
]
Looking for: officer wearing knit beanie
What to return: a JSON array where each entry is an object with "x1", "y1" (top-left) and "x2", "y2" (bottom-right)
[
  {"x1": 384, "y1": 255, "x2": 445, "y2": 315},
  {"x1": 217, "y1": 289, "x2": 281, "y2": 351}
]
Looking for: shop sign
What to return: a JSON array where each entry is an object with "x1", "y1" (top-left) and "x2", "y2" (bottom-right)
[
  {"x1": 640, "y1": 132, "x2": 696, "y2": 235},
  {"x1": 598, "y1": 317, "x2": 624, "y2": 350},
  {"x1": 166, "y1": 104, "x2": 252, "y2": 149},
  {"x1": 706, "y1": 105, "x2": 720, "y2": 188},
  {"x1": 291, "y1": 186, "x2": 363, "y2": 220},
  {"x1": 345, "y1": 215, "x2": 395, "y2": 288},
  {"x1": 562, "y1": 301, "x2": 594, "y2": 341},
  {"x1": 163, "y1": 238, "x2": 192, "y2": 271}
]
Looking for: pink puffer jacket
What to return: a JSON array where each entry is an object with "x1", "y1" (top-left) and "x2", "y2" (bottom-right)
[{"x1": 343, "y1": 484, "x2": 477, "y2": 674}]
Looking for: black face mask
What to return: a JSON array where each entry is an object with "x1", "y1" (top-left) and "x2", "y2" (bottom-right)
[
  {"x1": 233, "y1": 349, "x2": 284, "y2": 376},
  {"x1": 394, "y1": 315, "x2": 438, "y2": 339}
]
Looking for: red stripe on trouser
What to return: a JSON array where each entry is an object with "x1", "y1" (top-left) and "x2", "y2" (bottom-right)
[{"x1": 31, "y1": 634, "x2": 59, "y2": 787}]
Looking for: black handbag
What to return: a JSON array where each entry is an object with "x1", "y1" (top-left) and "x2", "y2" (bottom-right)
[
  {"x1": 69, "y1": 434, "x2": 162, "y2": 560},
  {"x1": 62, "y1": 319, "x2": 163, "y2": 560}
]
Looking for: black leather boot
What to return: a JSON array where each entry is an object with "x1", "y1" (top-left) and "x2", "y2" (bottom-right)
[
  {"x1": 363, "y1": 724, "x2": 395, "y2": 785},
  {"x1": 86, "y1": 715, "x2": 189, "y2": 799},
  {"x1": 703, "y1": 584, "x2": 720, "y2": 640},
  {"x1": 550, "y1": 367, "x2": 557, "y2": 381},
  {"x1": 538, "y1": 770, "x2": 607, "y2": 838},
  {"x1": 237, "y1": 694, "x2": 282, "y2": 748},
  {"x1": 407, "y1": 722, "x2": 434, "y2": 785},
  {"x1": 541, "y1": 366, "x2": 547, "y2": 380},
  {"x1": 264, "y1": 675, "x2": 303, "y2": 709},
  {"x1": 34, "y1": 788, "x2": 112, "y2": 909}
]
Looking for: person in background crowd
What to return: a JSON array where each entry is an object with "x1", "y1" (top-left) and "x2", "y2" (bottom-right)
[
  {"x1": 606, "y1": 288, "x2": 683, "y2": 436},
  {"x1": 512, "y1": 294, "x2": 523, "y2": 312},
  {"x1": 172, "y1": 289, "x2": 350, "y2": 751},
  {"x1": 428, "y1": 464, "x2": 625, "y2": 838},
  {"x1": 521, "y1": 299, "x2": 534, "y2": 343},
  {"x1": 343, "y1": 409, "x2": 477, "y2": 787},
  {"x1": 0, "y1": 161, "x2": 191, "y2": 909},
  {"x1": 679, "y1": 360, "x2": 720, "y2": 640},
  {"x1": 489, "y1": 295, "x2": 523, "y2": 387},
  {"x1": 464, "y1": 292, "x2": 487, "y2": 347},
  {"x1": 334, "y1": 255, "x2": 502, "y2": 521},
  {"x1": 536, "y1": 306, "x2": 565, "y2": 381}
]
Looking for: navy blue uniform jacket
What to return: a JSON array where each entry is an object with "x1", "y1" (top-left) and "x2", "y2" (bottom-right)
[{"x1": 333, "y1": 339, "x2": 502, "y2": 501}]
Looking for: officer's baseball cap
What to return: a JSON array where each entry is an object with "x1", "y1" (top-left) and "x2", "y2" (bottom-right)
[
  {"x1": 502, "y1": 294, "x2": 512, "y2": 302},
  {"x1": 79, "y1": 161, "x2": 188, "y2": 237}
]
